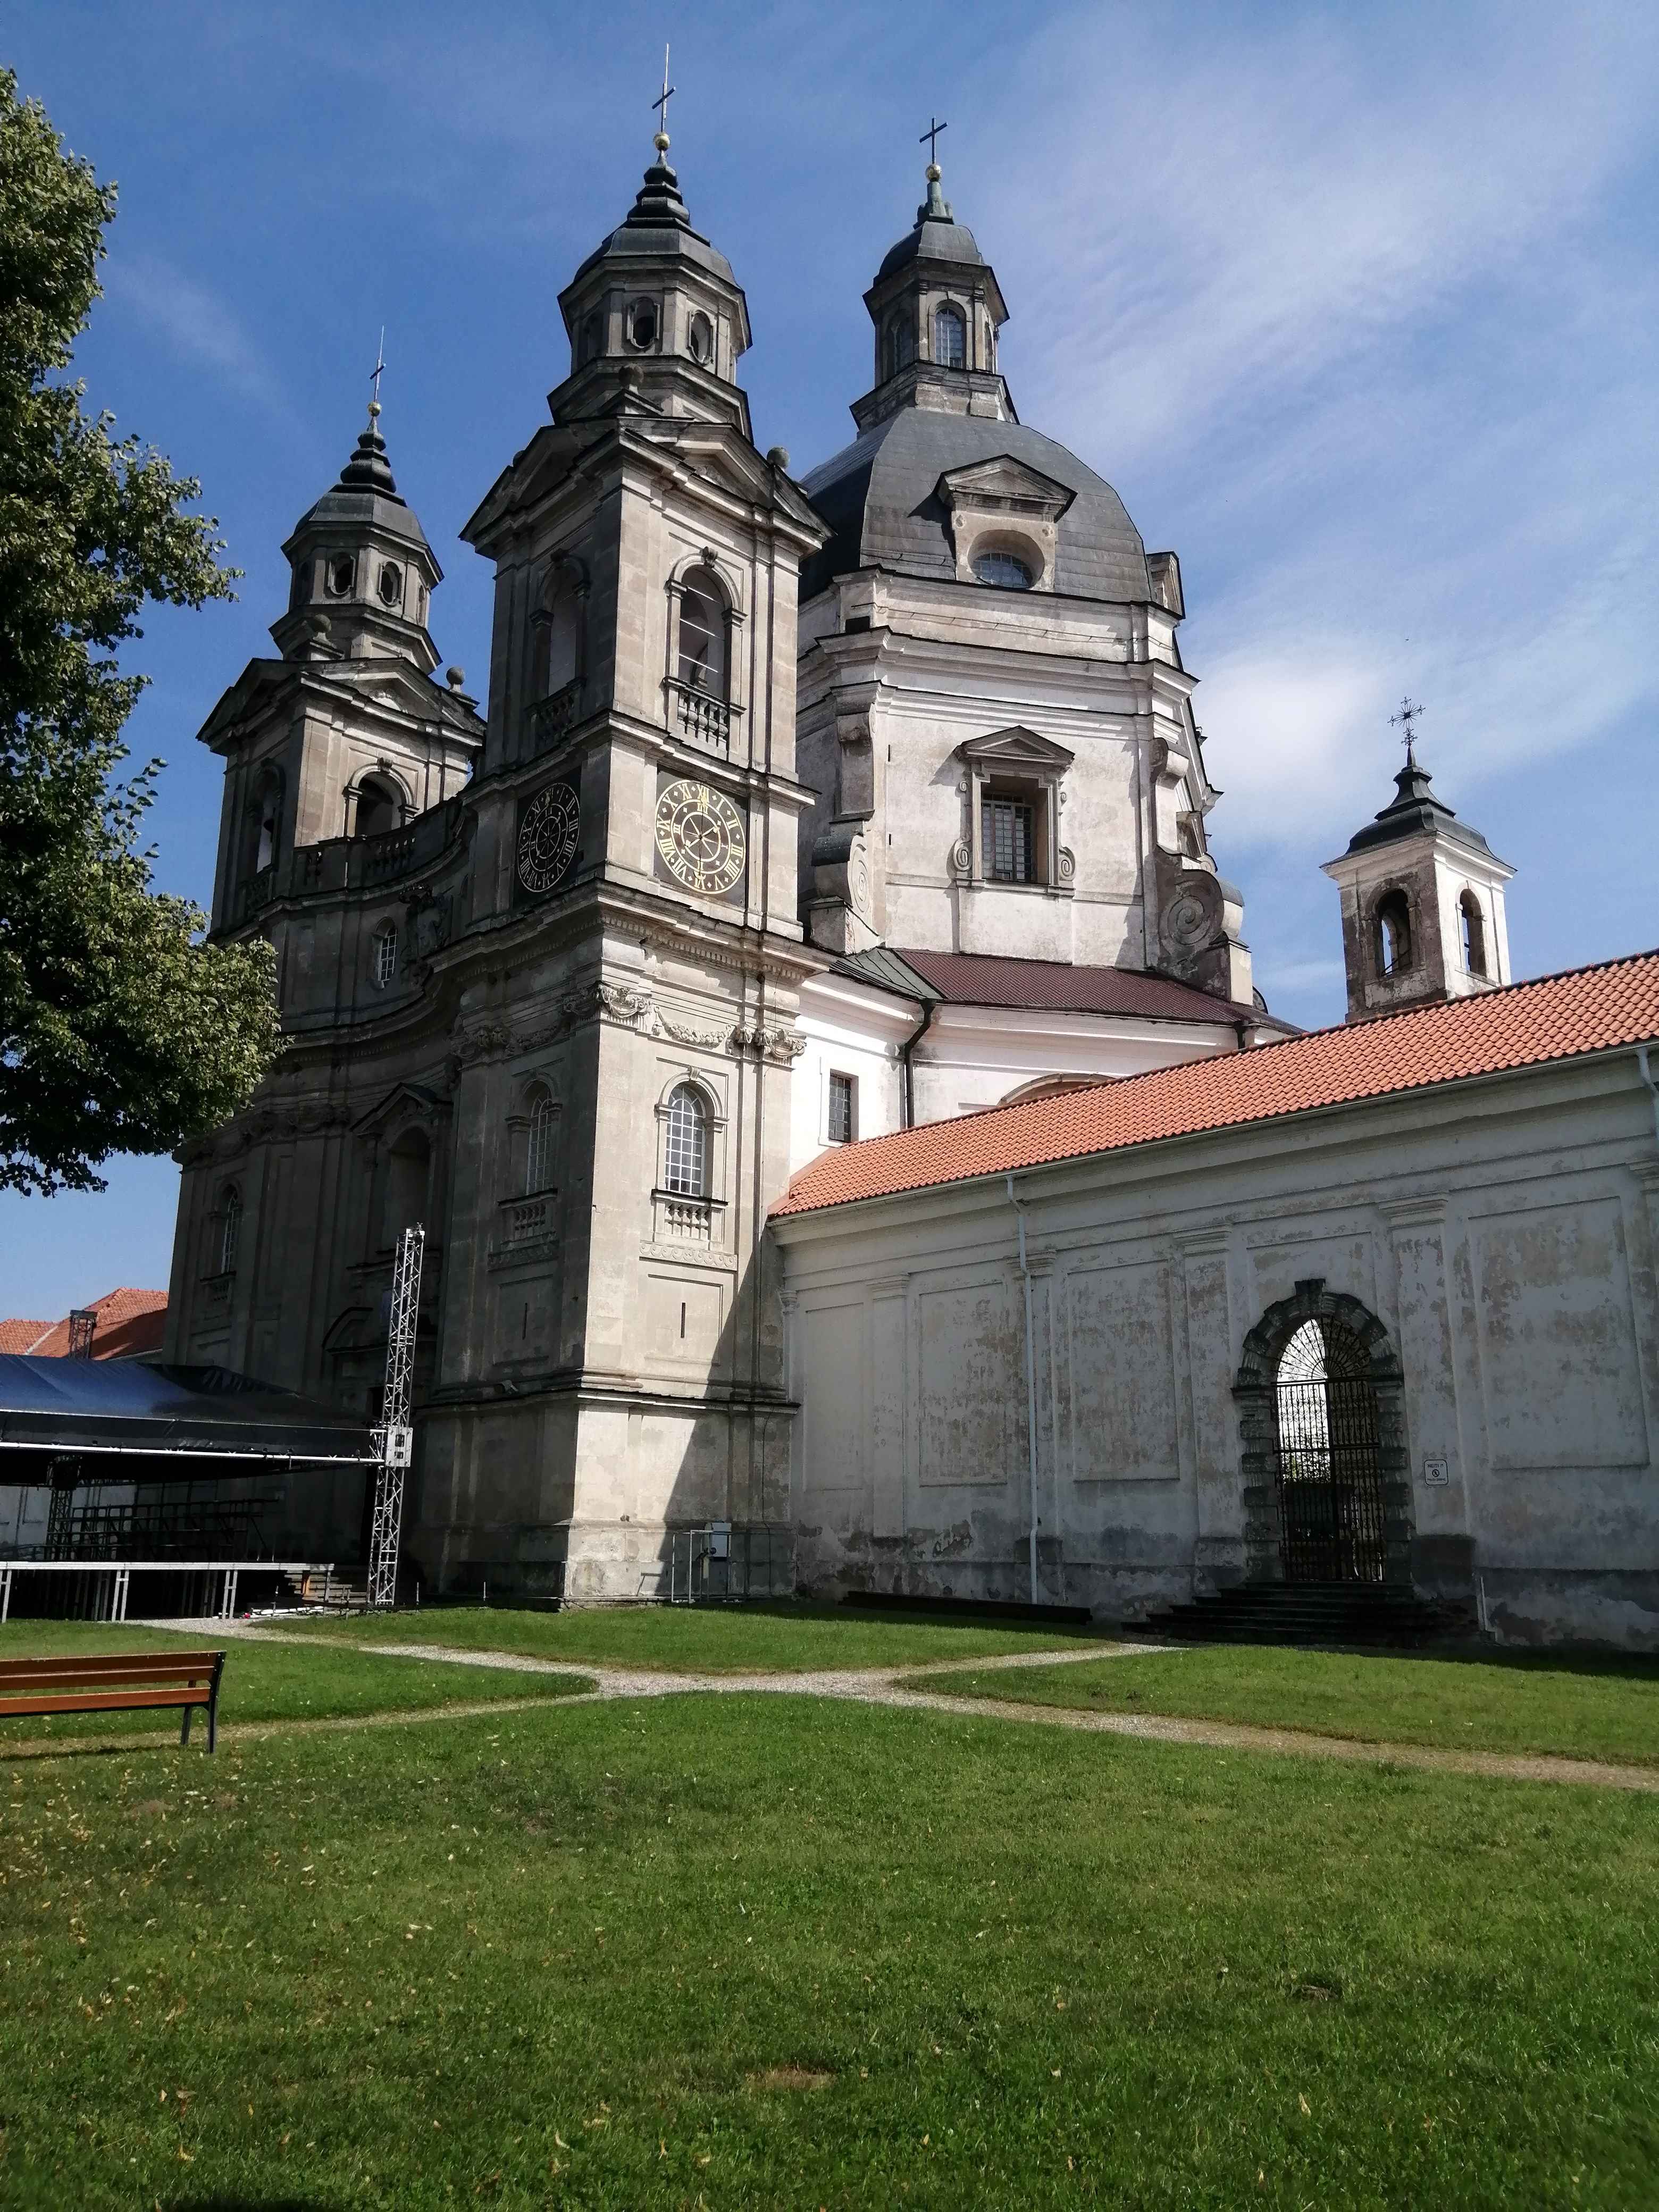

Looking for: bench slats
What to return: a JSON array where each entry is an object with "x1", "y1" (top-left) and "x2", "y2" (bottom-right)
[
  {"x1": 0, "y1": 1686, "x2": 216, "y2": 1717},
  {"x1": 0, "y1": 1650, "x2": 223, "y2": 1681},
  {"x1": 0, "y1": 1662, "x2": 221, "y2": 1691}
]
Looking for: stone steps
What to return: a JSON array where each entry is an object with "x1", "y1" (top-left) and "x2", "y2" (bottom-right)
[{"x1": 1136, "y1": 1581, "x2": 1476, "y2": 1649}]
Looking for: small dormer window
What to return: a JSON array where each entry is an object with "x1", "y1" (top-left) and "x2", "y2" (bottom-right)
[
  {"x1": 627, "y1": 299, "x2": 658, "y2": 350},
  {"x1": 973, "y1": 549, "x2": 1033, "y2": 590},
  {"x1": 934, "y1": 304, "x2": 966, "y2": 368},
  {"x1": 688, "y1": 312, "x2": 714, "y2": 365},
  {"x1": 378, "y1": 562, "x2": 403, "y2": 608},
  {"x1": 327, "y1": 555, "x2": 355, "y2": 597}
]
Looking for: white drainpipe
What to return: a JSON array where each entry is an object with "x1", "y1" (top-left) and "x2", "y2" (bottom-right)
[{"x1": 1007, "y1": 1173, "x2": 1041, "y2": 1605}]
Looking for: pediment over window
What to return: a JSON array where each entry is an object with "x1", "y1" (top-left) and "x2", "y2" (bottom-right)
[
  {"x1": 958, "y1": 725, "x2": 1075, "y2": 775},
  {"x1": 351, "y1": 1081, "x2": 450, "y2": 1138},
  {"x1": 936, "y1": 456, "x2": 1076, "y2": 522}
]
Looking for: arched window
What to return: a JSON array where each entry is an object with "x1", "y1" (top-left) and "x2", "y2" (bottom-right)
[
  {"x1": 373, "y1": 922, "x2": 399, "y2": 990},
  {"x1": 1271, "y1": 1313, "x2": 1384, "y2": 1584},
  {"x1": 245, "y1": 766, "x2": 283, "y2": 878},
  {"x1": 1460, "y1": 892, "x2": 1487, "y2": 977},
  {"x1": 534, "y1": 571, "x2": 582, "y2": 701},
  {"x1": 933, "y1": 304, "x2": 966, "y2": 368},
  {"x1": 525, "y1": 1088, "x2": 557, "y2": 1195},
  {"x1": 579, "y1": 312, "x2": 602, "y2": 366},
  {"x1": 356, "y1": 776, "x2": 401, "y2": 839},
  {"x1": 884, "y1": 312, "x2": 915, "y2": 379},
  {"x1": 382, "y1": 1128, "x2": 430, "y2": 1248},
  {"x1": 676, "y1": 569, "x2": 727, "y2": 698},
  {"x1": 218, "y1": 1188, "x2": 241, "y2": 1276},
  {"x1": 663, "y1": 1084, "x2": 709, "y2": 1198},
  {"x1": 1375, "y1": 890, "x2": 1412, "y2": 978},
  {"x1": 973, "y1": 548, "x2": 1033, "y2": 590}
]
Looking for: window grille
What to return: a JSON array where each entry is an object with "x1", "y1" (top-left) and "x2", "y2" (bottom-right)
[
  {"x1": 676, "y1": 572, "x2": 726, "y2": 696},
  {"x1": 828, "y1": 1071, "x2": 856, "y2": 1145},
  {"x1": 664, "y1": 1084, "x2": 709, "y2": 1197},
  {"x1": 983, "y1": 796, "x2": 1036, "y2": 884},
  {"x1": 525, "y1": 1090, "x2": 556, "y2": 1194},
  {"x1": 219, "y1": 1190, "x2": 241, "y2": 1276},
  {"x1": 934, "y1": 305, "x2": 966, "y2": 367},
  {"x1": 973, "y1": 549, "x2": 1033, "y2": 589},
  {"x1": 374, "y1": 924, "x2": 399, "y2": 989}
]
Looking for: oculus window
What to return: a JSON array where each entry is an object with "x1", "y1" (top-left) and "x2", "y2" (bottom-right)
[
  {"x1": 627, "y1": 299, "x2": 659, "y2": 350},
  {"x1": 326, "y1": 555, "x2": 355, "y2": 597},
  {"x1": 688, "y1": 312, "x2": 714, "y2": 365},
  {"x1": 378, "y1": 562, "x2": 403, "y2": 607}
]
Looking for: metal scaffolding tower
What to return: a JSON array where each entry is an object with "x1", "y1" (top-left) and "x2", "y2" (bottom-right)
[{"x1": 366, "y1": 1224, "x2": 424, "y2": 1610}]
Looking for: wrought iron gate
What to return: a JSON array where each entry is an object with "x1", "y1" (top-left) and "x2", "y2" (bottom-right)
[{"x1": 1272, "y1": 1373, "x2": 1386, "y2": 1583}]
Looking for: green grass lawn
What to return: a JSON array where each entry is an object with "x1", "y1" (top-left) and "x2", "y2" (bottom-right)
[
  {"x1": 0, "y1": 1619, "x2": 594, "y2": 1745},
  {"x1": 906, "y1": 1641, "x2": 1659, "y2": 1769},
  {"x1": 1, "y1": 1690, "x2": 1655, "y2": 2207},
  {"x1": 269, "y1": 1596, "x2": 1117, "y2": 1673}
]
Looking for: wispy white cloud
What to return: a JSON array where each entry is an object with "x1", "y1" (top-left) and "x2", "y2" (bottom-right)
[{"x1": 104, "y1": 254, "x2": 302, "y2": 433}]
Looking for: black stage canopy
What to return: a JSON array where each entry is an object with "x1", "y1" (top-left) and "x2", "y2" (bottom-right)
[{"x1": 0, "y1": 1358, "x2": 379, "y2": 1468}]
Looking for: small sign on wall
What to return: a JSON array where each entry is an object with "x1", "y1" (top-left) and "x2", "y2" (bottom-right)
[{"x1": 1421, "y1": 1456, "x2": 1449, "y2": 1486}]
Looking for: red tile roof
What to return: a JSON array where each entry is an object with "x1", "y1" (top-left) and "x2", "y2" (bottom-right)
[
  {"x1": 892, "y1": 947, "x2": 1273, "y2": 1027},
  {"x1": 5, "y1": 1288, "x2": 169, "y2": 1361},
  {"x1": 774, "y1": 950, "x2": 1659, "y2": 1219}
]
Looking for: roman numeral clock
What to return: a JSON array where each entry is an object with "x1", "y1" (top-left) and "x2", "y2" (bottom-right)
[{"x1": 654, "y1": 777, "x2": 746, "y2": 897}]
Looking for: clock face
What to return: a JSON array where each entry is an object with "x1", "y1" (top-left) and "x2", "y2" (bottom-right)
[
  {"x1": 516, "y1": 782, "x2": 581, "y2": 895},
  {"x1": 655, "y1": 778, "x2": 747, "y2": 897}
]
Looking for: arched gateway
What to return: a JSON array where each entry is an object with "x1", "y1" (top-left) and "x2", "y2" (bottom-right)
[{"x1": 1234, "y1": 1280, "x2": 1413, "y2": 1587}]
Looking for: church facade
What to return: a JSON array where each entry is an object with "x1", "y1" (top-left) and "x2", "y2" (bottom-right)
[
  {"x1": 163, "y1": 137, "x2": 1652, "y2": 1643},
  {"x1": 166, "y1": 141, "x2": 1286, "y2": 1601}
]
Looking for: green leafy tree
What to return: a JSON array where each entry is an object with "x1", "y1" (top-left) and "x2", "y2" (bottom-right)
[{"x1": 0, "y1": 69, "x2": 279, "y2": 1196}]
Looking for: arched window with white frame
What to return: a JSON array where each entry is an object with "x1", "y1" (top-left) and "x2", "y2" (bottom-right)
[
  {"x1": 933, "y1": 303, "x2": 966, "y2": 368},
  {"x1": 663, "y1": 1083, "x2": 709, "y2": 1198},
  {"x1": 675, "y1": 569, "x2": 728, "y2": 699},
  {"x1": 525, "y1": 1086, "x2": 557, "y2": 1195},
  {"x1": 1459, "y1": 891, "x2": 1487, "y2": 977},
  {"x1": 218, "y1": 1187, "x2": 241, "y2": 1276}
]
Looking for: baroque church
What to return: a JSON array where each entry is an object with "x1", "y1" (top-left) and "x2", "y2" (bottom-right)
[{"x1": 166, "y1": 131, "x2": 1659, "y2": 1648}]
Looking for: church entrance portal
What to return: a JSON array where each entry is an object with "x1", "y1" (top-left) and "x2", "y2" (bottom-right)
[
  {"x1": 1271, "y1": 1317, "x2": 1386, "y2": 1583},
  {"x1": 1234, "y1": 1279, "x2": 1412, "y2": 1589}
]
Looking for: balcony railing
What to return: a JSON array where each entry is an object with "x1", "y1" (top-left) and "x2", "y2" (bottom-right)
[
  {"x1": 529, "y1": 680, "x2": 581, "y2": 755},
  {"x1": 659, "y1": 1194, "x2": 714, "y2": 1245},
  {"x1": 665, "y1": 679, "x2": 736, "y2": 757},
  {"x1": 501, "y1": 1194, "x2": 554, "y2": 1244}
]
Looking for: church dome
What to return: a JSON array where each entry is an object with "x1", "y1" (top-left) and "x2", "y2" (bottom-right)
[
  {"x1": 568, "y1": 156, "x2": 739, "y2": 290},
  {"x1": 290, "y1": 420, "x2": 434, "y2": 559},
  {"x1": 875, "y1": 198, "x2": 992, "y2": 282},
  {"x1": 800, "y1": 407, "x2": 1151, "y2": 605}
]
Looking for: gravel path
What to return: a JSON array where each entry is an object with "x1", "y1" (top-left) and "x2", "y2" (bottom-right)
[{"x1": 82, "y1": 1618, "x2": 1657, "y2": 1794}]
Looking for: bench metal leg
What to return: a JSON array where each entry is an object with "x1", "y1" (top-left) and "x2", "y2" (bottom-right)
[
  {"x1": 180, "y1": 1702, "x2": 192, "y2": 1747},
  {"x1": 0, "y1": 1567, "x2": 10, "y2": 1623},
  {"x1": 207, "y1": 1687, "x2": 217, "y2": 1754}
]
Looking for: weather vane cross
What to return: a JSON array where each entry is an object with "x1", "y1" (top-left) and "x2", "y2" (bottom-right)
[
  {"x1": 652, "y1": 45, "x2": 675, "y2": 144},
  {"x1": 367, "y1": 329, "x2": 387, "y2": 425},
  {"x1": 920, "y1": 115, "x2": 948, "y2": 166},
  {"x1": 1389, "y1": 696, "x2": 1423, "y2": 763}
]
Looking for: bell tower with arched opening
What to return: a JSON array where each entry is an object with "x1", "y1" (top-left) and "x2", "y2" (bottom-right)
[{"x1": 1322, "y1": 710, "x2": 1515, "y2": 1023}]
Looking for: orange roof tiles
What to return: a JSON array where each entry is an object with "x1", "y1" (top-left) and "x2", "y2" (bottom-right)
[
  {"x1": 774, "y1": 950, "x2": 1659, "y2": 1219},
  {"x1": 6, "y1": 1288, "x2": 169, "y2": 1360}
]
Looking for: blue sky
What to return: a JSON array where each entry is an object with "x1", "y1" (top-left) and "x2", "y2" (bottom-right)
[{"x1": 4, "y1": 0, "x2": 1657, "y2": 1318}]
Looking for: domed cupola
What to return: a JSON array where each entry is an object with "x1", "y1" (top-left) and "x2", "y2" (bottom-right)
[
  {"x1": 857, "y1": 152, "x2": 1012, "y2": 433},
  {"x1": 271, "y1": 399, "x2": 442, "y2": 674},
  {"x1": 551, "y1": 120, "x2": 753, "y2": 437}
]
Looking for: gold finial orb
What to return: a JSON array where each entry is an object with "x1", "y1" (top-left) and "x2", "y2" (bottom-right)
[
  {"x1": 367, "y1": 400, "x2": 381, "y2": 421},
  {"x1": 653, "y1": 130, "x2": 670, "y2": 155},
  {"x1": 925, "y1": 162, "x2": 941, "y2": 182}
]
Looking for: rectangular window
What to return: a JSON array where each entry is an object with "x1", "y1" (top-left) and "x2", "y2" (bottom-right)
[
  {"x1": 827, "y1": 1071, "x2": 856, "y2": 1146},
  {"x1": 982, "y1": 795, "x2": 1036, "y2": 884}
]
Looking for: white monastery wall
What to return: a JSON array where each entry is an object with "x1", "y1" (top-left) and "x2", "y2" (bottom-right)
[{"x1": 773, "y1": 1053, "x2": 1659, "y2": 1649}]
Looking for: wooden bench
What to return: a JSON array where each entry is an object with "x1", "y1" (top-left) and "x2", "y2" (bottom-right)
[{"x1": 0, "y1": 1649, "x2": 226, "y2": 1750}]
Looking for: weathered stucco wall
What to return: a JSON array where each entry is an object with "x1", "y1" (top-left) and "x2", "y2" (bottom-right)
[{"x1": 772, "y1": 1051, "x2": 1659, "y2": 1649}]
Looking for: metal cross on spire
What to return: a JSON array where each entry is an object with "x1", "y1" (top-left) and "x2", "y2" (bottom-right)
[
  {"x1": 920, "y1": 114, "x2": 948, "y2": 167},
  {"x1": 652, "y1": 45, "x2": 675, "y2": 148},
  {"x1": 1389, "y1": 696, "x2": 1424, "y2": 765},
  {"x1": 367, "y1": 328, "x2": 387, "y2": 429}
]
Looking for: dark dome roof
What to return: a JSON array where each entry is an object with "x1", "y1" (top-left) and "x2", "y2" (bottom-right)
[
  {"x1": 291, "y1": 423, "x2": 432, "y2": 556},
  {"x1": 570, "y1": 158, "x2": 736, "y2": 289},
  {"x1": 876, "y1": 208, "x2": 990, "y2": 282},
  {"x1": 800, "y1": 409, "x2": 1150, "y2": 604}
]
